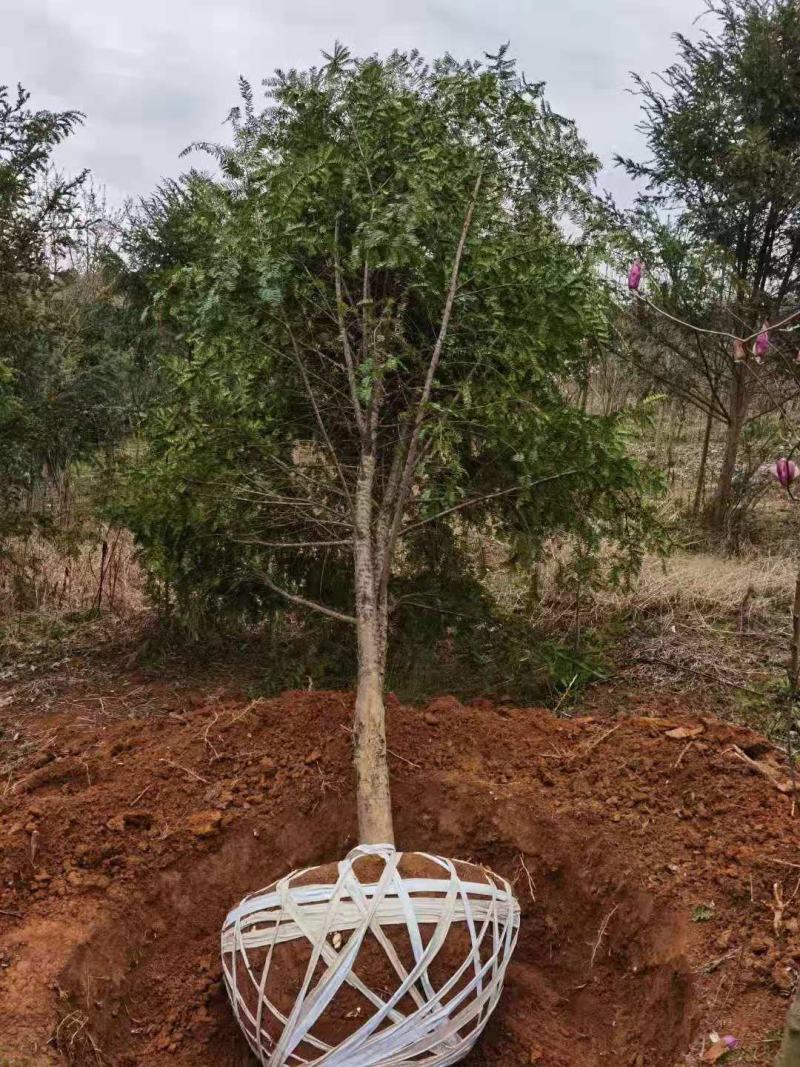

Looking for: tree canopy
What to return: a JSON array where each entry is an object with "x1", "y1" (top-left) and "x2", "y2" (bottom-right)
[{"x1": 119, "y1": 47, "x2": 660, "y2": 633}]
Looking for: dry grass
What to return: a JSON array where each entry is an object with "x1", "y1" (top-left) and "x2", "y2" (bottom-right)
[
  {"x1": 480, "y1": 530, "x2": 796, "y2": 725},
  {"x1": 600, "y1": 550, "x2": 794, "y2": 619},
  {"x1": 0, "y1": 527, "x2": 145, "y2": 618}
]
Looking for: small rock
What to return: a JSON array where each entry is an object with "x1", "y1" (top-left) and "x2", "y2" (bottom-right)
[{"x1": 423, "y1": 712, "x2": 438, "y2": 727}]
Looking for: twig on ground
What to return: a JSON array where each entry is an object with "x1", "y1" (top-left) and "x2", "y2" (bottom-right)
[
  {"x1": 762, "y1": 856, "x2": 800, "y2": 871},
  {"x1": 553, "y1": 674, "x2": 579, "y2": 716},
  {"x1": 673, "y1": 740, "x2": 695, "y2": 768},
  {"x1": 158, "y1": 758, "x2": 208, "y2": 784},
  {"x1": 129, "y1": 783, "x2": 154, "y2": 805},
  {"x1": 202, "y1": 711, "x2": 221, "y2": 760},
  {"x1": 589, "y1": 903, "x2": 619, "y2": 969},
  {"x1": 223, "y1": 699, "x2": 264, "y2": 730},
  {"x1": 730, "y1": 745, "x2": 793, "y2": 793},
  {"x1": 513, "y1": 853, "x2": 536, "y2": 902},
  {"x1": 697, "y1": 948, "x2": 741, "y2": 975},
  {"x1": 766, "y1": 882, "x2": 787, "y2": 937},
  {"x1": 577, "y1": 722, "x2": 623, "y2": 758}
]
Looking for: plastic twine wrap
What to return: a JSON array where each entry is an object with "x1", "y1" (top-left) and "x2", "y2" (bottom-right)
[{"x1": 221, "y1": 843, "x2": 520, "y2": 1066}]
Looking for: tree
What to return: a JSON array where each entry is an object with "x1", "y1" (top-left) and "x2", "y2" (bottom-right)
[
  {"x1": 0, "y1": 84, "x2": 87, "y2": 538},
  {"x1": 608, "y1": 207, "x2": 800, "y2": 531},
  {"x1": 618, "y1": 0, "x2": 800, "y2": 532},
  {"x1": 120, "y1": 47, "x2": 661, "y2": 844}
]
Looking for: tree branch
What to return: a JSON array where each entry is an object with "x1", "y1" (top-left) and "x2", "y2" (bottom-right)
[
  {"x1": 634, "y1": 291, "x2": 800, "y2": 344},
  {"x1": 398, "y1": 469, "x2": 580, "y2": 536},
  {"x1": 334, "y1": 217, "x2": 367, "y2": 441},
  {"x1": 258, "y1": 572, "x2": 357, "y2": 625},
  {"x1": 284, "y1": 321, "x2": 354, "y2": 510},
  {"x1": 237, "y1": 537, "x2": 350, "y2": 549},
  {"x1": 381, "y1": 167, "x2": 484, "y2": 584}
]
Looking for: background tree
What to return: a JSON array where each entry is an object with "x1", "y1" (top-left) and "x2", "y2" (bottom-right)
[
  {"x1": 618, "y1": 0, "x2": 800, "y2": 532},
  {"x1": 0, "y1": 86, "x2": 160, "y2": 608},
  {"x1": 0, "y1": 84, "x2": 88, "y2": 540},
  {"x1": 608, "y1": 207, "x2": 800, "y2": 534},
  {"x1": 118, "y1": 47, "x2": 662, "y2": 844}
]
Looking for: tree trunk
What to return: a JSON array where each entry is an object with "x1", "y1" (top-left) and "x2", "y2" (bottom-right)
[
  {"x1": 711, "y1": 364, "x2": 748, "y2": 532},
  {"x1": 353, "y1": 612, "x2": 394, "y2": 845},
  {"x1": 692, "y1": 407, "x2": 714, "y2": 517},
  {"x1": 352, "y1": 454, "x2": 395, "y2": 846},
  {"x1": 776, "y1": 983, "x2": 800, "y2": 1066}
]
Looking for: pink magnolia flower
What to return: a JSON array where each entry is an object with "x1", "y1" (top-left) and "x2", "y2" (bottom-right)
[
  {"x1": 754, "y1": 323, "x2": 769, "y2": 363},
  {"x1": 771, "y1": 457, "x2": 800, "y2": 489},
  {"x1": 795, "y1": 350, "x2": 800, "y2": 364},
  {"x1": 723, "y1": 1036, "x2": 738, "y2": 1050},
  {"x1": 627, "y1": 260, "x2": 643, "y2": 292},
  {"x1": 732, "y1": 338, "x2": 746, "y2": 363}
]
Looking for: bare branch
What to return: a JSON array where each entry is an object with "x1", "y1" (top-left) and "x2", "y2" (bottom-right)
[
  {"x1": 334, "y1": 217, "x2": 367, "y2": 440},
  {"x1": 634, "y1": 291, "x2": 800, "y2": 343},
  {"x1": 284, "y1": 321, "x2": 354, "y2": 509},
  {"x1": 237, "y1": 537, "x2": 350, "y2": 549},
  {"x1": 258, "y1": 572, "x2": 357, "y2": 625},
  {"x1": 398, "y1": 469, "x2": 580, "y2": 536},
  {"x1": 381, "y1": 167, "x2": 485, "y2": 584}
]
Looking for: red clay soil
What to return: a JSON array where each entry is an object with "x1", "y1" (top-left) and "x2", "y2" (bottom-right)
[{"x1": 0, "y1": 671, "x2": 799, "y2": 1065}]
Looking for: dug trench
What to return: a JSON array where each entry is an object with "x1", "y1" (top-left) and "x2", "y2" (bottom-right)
[{"x1": 0, "y1": 685, "x2": 798, "y2": 1065}]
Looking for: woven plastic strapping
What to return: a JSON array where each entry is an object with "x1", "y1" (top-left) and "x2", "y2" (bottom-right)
[{"x1": 221, "y1": 843, "x2": 520, "y2": 1066}]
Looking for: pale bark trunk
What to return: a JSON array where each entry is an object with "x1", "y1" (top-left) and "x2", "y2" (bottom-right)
[
  {"x1": 776, "y1": 984, "x2": 800, "y2": 1066},
  {"x1": 711, "y1": 364, "x2": 748, "y2": 533},
  {"x1": 352, "y1": 454, "x2": 395, "y2": 845},
  {"x1": 353, "y1": 615, "x2": 394, "y2": 845}
]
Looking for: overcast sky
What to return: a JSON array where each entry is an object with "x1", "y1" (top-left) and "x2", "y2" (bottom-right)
[{"x1": 2, "y1": 0, "x2": 708, "y2": 208}]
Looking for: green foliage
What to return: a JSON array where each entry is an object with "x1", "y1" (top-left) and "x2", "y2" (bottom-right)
[
  {"x1": 0, "y1": 88, "x2": 150, "y2": 559},
  {"x1": 619, "y1": 0, "x2": 800, "y2": 301},
  {"x1": 691, "y1": 903, "x2": 715, "y2": 923},
  {"x1": 609, "y1": 2, "x2": 800, "y2": 534},
  {"x1": 116, "y1": 46, "x2": 663, "y2": 648}
]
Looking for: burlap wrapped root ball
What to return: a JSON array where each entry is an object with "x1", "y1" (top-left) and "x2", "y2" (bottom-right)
[{"x1": 221, "y1": 843, "x2": 521, "y2": 1066}]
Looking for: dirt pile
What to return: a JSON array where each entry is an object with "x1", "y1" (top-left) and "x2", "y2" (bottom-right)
[{"x1": 1, "y1": 679, "x2": 798, "y2": 1065}]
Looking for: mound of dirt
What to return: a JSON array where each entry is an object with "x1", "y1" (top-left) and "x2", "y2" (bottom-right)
[{"x1": 0, "y1": 677, "x2": 798, "y2": 1065}]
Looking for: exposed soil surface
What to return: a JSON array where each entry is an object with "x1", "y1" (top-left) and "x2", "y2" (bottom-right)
[{"x1": 1, "y1": 659, "x2": 799, "y2": 1065}]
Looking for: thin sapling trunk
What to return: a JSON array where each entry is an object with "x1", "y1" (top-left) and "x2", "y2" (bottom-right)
[{"x1": 353, "y1": 454, "x2": 395, "y2": 845}]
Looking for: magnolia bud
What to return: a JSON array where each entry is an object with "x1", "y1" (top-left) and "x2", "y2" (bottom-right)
[
  {"x1": 732, "y1": 339, "x2": 746, "y2": 363},
  {"x1": 771, "y1": 458, "x2": 799, "y2": 489},
  {"x1": 627, "y1": 260, "x2": 643, "y2": 292},
  {"x1": 754, "y1": 323, "x2": 769, "y2": 363}
]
